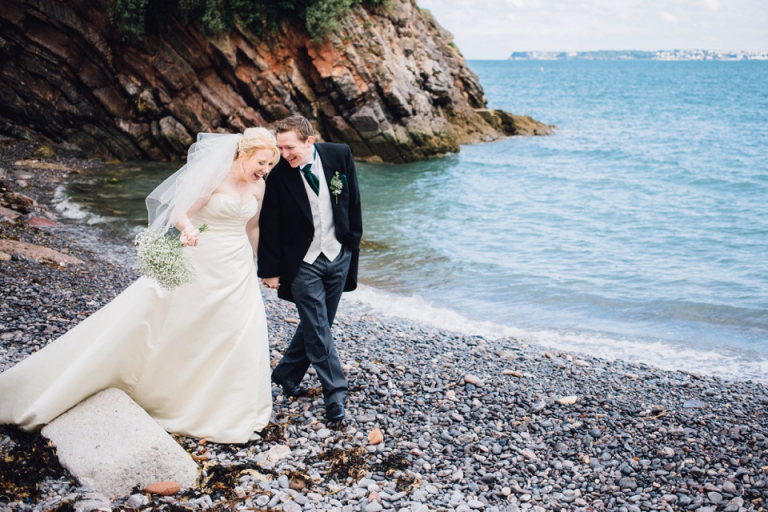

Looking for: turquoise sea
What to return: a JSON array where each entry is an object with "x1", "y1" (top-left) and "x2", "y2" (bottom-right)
[{"x1": 57, "y1": 60, "x2": 768, "y2": 381}]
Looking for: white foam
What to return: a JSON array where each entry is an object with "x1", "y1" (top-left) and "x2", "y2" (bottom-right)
[
  {"x1": 53, "y1": 186, "x2": 112, "y2": 225},
  {"x1": 345, "y1": 285, "x2": 768, "y2": 382}
]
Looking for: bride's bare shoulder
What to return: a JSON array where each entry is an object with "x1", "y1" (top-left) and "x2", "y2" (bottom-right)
[{"x1": 254, "y1": 179, "x2": 266, "y2": 201}]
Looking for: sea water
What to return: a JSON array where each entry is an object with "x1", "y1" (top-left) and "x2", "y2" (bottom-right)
[{"x1": 58, "y1": 60, "x2": 768, "y2": 381}]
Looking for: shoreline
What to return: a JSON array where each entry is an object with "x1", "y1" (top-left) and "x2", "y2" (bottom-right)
[{"x1": 1, "y1": 139, "x2": 767, "y2": 511}]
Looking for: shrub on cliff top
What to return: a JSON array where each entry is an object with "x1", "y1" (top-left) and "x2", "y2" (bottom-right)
[{"x1": 106, "y1": 0, "x2": 385, "y2": 41}]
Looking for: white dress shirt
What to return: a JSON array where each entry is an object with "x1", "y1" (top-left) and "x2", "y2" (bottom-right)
[{"x1": 301, "y1": 148, "x2": 342, "y2": 264}]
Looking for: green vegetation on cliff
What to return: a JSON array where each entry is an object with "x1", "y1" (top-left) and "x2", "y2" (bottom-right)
[{"x1": 107, "y1": 0, "x2": 384, "y2": 40}]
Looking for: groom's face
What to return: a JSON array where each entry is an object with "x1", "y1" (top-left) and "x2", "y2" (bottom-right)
[{"x1": 276, "y1": 130, "x2": 315, "y2": 168}]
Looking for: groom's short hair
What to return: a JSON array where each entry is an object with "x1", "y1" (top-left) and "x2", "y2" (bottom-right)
[{"x1": 275, "y1": 115, "x2": 314, "y2": 142}]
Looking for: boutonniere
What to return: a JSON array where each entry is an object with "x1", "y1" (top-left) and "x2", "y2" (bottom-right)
[{"x1": 330, "y1": 172, "x2": 347, "y2": 204}]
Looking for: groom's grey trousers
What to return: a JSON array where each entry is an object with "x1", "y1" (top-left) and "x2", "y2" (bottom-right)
[{"x1": 272, "y1": 246, "x2": 352, "y2": 407}]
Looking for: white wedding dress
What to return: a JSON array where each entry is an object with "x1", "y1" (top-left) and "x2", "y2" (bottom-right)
[{"x1": 0, "y1": 193, "x2": 272, "y2": 443}]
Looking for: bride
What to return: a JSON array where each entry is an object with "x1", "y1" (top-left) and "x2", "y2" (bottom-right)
[{"x1": 0, "y1": 128, "x2": 279, "y2": 444}]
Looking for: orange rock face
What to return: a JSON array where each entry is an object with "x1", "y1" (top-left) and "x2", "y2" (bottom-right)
[
  {"x1": 0, "y1": 0, "x2": 550, "y2": 164},
  {"x1": 144, "y1": 481, "x2": 181, "y2": 495}
]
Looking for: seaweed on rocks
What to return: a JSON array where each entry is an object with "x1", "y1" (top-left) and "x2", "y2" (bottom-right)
[
  {"x1": 0, "y1": 425, "x2": 73, "y2": 503},
  {"x1": 317, "y1": 447, "x2": 370, "y2": 481},
  {"x1": 257, "y1": 422, "x2": 286, "y2": 443},
  {"x1": 372, "y1": 452, "x2": 410, "y2": 476},
  {"x1": 198, "y1": 461, "x2": 265, "y2": 496}
]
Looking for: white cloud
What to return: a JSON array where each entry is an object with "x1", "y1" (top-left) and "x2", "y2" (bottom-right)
[
  {"x1": 698, "y1": 0, "x2": 721, "y2": 11},
  {"x1": 660, "y1": 11, "x2": 679, "y2": 23}
]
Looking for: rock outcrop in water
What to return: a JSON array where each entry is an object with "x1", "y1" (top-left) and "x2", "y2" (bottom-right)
[{"x1": 0, "y1": 0, "x2": 553, "y2": 163}]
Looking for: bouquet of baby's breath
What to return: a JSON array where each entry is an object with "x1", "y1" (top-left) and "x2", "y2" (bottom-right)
[{"x1": 134, "y1": 225, "x2": 208, "y2": 290}]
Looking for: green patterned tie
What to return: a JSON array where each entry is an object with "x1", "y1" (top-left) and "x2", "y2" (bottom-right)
[{"x1": 302, "y1": 164, "x2": 319, "y2": 195}]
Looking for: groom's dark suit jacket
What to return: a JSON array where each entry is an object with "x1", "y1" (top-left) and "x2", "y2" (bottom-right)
[{"x1": 257, "y1": 143, "x2": 363, "y2": 302}]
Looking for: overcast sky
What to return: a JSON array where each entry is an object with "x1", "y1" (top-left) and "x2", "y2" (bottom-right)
[{"x1": 416, "y1": 0, "x2": 768, "y2": 59}]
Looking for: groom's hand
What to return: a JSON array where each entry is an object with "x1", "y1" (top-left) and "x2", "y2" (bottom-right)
[{"x1": 261, "y1": 277, "x2": 280, "y2": 289}]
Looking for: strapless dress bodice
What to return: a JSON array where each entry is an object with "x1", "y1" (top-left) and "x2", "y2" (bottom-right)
[{"x1": 191, "y1": 193, "x2": 258, "y2": 232}]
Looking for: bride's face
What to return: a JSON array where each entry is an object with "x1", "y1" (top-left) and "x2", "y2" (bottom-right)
[{"x1": 241, "y1": 148, "x2": 275, "y2": 183}]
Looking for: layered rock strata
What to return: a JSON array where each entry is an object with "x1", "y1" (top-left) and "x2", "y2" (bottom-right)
[{"x1": 0, "y1": 0, "x2": 552, "y2": 163}]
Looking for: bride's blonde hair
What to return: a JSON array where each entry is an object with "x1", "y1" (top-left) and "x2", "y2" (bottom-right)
[{"x1": 237, "y1": 127, "x2": 279, "y2": 167}]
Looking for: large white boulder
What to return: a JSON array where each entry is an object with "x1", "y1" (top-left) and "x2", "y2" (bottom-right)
[{"x1": 41, "y1": 388, "x2": 198, "y2": 497}]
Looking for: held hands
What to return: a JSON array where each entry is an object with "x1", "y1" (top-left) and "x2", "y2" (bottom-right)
[
  {"x1": 261, "y1": 277, "x2": 280, "y2": 290},
  {"x1": 180, "y1": 226, "x2": 200, "y2": 247}
]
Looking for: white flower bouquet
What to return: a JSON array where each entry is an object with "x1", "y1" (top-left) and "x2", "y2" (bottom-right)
[{"x1": 134, "y1": 225, "x2": 207, "y2": 290}]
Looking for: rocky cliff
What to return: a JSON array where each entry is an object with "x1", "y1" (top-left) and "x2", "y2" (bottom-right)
[{"x1": 0, "y1": 0, "x2": 552, "y2": 163}]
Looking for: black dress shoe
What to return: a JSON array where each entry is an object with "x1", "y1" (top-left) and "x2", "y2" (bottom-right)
[
  {"x1": 286, "y1": 385, "x2": 309, "y2": 398},
  {"x1": 325, "y1": 402, "x2": 346, "y2": 422},
  {"x1": 271, "y1": 374, "x2": 309, "y2": 398}
]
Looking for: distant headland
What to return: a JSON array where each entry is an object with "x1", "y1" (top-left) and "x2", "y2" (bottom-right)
[{"x1": 509, "y1": 49, "x2": 768, "y2": 61}]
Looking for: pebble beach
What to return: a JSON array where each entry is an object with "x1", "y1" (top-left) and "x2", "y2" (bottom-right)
[{"x1": 1, "y1": 139, "x2": 767, "y2": 512}]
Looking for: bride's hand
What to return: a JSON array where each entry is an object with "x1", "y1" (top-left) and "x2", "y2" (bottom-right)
[{"x1": 180, "y1": 226, "x2": 199, "y2": 247}]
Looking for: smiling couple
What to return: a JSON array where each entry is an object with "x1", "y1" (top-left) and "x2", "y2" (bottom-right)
[{"x1": 0, "y1": 114, "x2": 362, "y2": 445}]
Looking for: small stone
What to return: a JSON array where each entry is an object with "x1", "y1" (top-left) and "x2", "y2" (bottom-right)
[
  {"x1": 283, "y1": 502, "x2": 302, "y2": 512},
  {"x1": 659, "y1": 446, "x2": 675, "y2": 458},
  {"x1": 707, "y1": 492, "x2": 723, "y2": 504},
  {"x1": 721, "y1": 481, "x2": 737, "y2": 493},
  {"x1": 618, "y1": 477, "x2": 637, "y2": 490},
  {"x1": 683, "y1": 399, "x2": 707, "y2": 408},
  {"x1": 266, "y1": 444, "x2": 291, "y2": 461},
  {"x1": 503, "y1": 370, "x2": 524, "y2": 377},
  {"x1": 365, "y1": 503, "x2": 383, "y2": 512},
  {"x1": 317, "y1": 428, "x2": 331, "y2": 439},
  {"x1": 467, "y1": 499, "x2": 485, "y2": 509},
  {"x1": 358, "y1": 478, "x2": 376, "y2": 488},
  {"x1": 464, "y1": 374, "x2": 483, "y2": 386},
  {"x1": 455, "y1": 433, "x2": 474, "y2": 444},
  {"x1": 368, "y1": 428, "x2": 384, "y2": 445},
  {"x1": 125, "y1": 494, "x2": 149, "y2": 509},
  {"x1": 290, "y1": 477, "x2": 307, "y2": 490},
  {"x1": 573, "y1": 360, "x2": 590, "y2": 367},
  {"x1": 521, "y1": 448, "x2": 536, "y2": 459},
  {"x1": 451, "y1": 470, "x2": 464, "y2": 481},
  {"x1": 145, "y1": 481, "x2": 181, "y2": 495},
  {"x1": 277, "y1": 475, "x2": 290, "y2": 488},
  {"x1": 556, "y1": 396, "x2": 578, "y2": 405},
  {"x1": 530, "y1": 401, "x2": 547, "y2": 413}
]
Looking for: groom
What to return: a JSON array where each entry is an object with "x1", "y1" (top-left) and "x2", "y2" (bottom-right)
[{"x1": 258, "y1": 114, "x2": 362, "y2": 423}]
